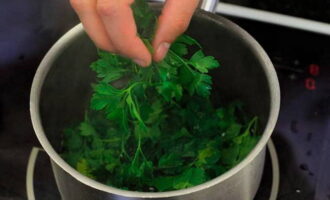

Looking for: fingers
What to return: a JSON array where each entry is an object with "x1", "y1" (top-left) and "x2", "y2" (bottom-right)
[
  {"x1": 70, "y1": 0, "x2": 151, "y2": 67},
  {"x1": 70, "y1": 0, "x2": 198, "y2": 66},
  {"x1": 153, "y1": 0, "x2": 200, "y2": 62},
  {"x1": 97, "y1": 0, "x2": 151, "y2": 67},
  {"x1": 70, "y1": 0, "x2": 115, "y2": 52}
]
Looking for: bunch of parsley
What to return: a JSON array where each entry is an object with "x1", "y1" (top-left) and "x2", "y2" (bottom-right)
[{"x1": 61, "y1": 0, "x2": 260, "y2": 192}]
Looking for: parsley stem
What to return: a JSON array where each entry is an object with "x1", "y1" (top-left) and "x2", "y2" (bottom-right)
[
  {"x1": 242, "y1": 116, "x2": 258, "y2": 137},
  {"x1": 132, "y1": 125, "x2": 148, "y2": 164},
  {"x1": 133, "y1": 63, "x2": 139, "y2": 73},
  {"x1": 120, "y1": 113, "x2": 130, "y2": 160},
  {"x1": 126, "y1": 81, "x2": 143, "y2": 92},
  {"x1": 168, "y1": 50, "x2": 194, "y2": 74}
]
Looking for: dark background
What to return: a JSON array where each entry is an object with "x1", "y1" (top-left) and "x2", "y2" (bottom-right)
[
  {"x1": 222, "y1": 0, "x2": 330, "y2": 23},
  {"x1": 0, "y1": 0, "x2": 329, "y2": 200},
  {"x1": 0, "y1": 1, "x2": 77, "y2": 199}
]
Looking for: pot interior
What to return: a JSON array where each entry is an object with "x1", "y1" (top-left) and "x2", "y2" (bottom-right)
[{"x1": 39, "y1": 11, "x2": 271, "y2": 165}]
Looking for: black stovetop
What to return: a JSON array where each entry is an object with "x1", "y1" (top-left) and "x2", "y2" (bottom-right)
[
  {"x1": 1, "y1": 1, "x2": 330, "y2": 200},
  {"x1": 229, "y1": 18, "x2": 330, "y2": 200}
]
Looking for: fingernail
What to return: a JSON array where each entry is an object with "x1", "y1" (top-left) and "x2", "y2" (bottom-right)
[
  {"x1": 156, "y1": 42, "x2": 170, "y2": 61},
  {"x1": 133, "y1": 59, "x2": 147, "y2": 67}
]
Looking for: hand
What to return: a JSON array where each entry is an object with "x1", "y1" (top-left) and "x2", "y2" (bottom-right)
[{"x1": 70, "y1": 0, "x2": 200, "y2": 67}]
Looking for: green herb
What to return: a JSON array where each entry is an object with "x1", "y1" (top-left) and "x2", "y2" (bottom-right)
[{"x1": 61, "y1": 0, "x2": 260, "y2": 192}]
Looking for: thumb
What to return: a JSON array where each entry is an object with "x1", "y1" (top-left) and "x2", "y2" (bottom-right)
[{"x1": 152, "y1": 0, "x2": 199, "y2": 62}]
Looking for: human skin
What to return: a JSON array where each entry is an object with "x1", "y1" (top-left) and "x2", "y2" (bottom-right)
[{"x1": 70, "y1": 0, "x2": 200, "y2": 67}]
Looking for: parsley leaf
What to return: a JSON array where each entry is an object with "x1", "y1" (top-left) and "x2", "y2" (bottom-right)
[
  {"x1": 79, "y1": 121, "x2": 97, "y2": 136},
  {"x1": 173, "y1": 168, "x2": 206, "y2": 189},
  {"x1": 76, "y1": 159, "x2": 95, "y2": 179},
  {"x1": 189, "y1": 50, "x2": 220, "y2": 73},
  {"x1": 190, "y1": 73, "x2": 212, "y2": 97},
  {"x1": 131, "y1": 0, "x2": 156, "y2": 39}
]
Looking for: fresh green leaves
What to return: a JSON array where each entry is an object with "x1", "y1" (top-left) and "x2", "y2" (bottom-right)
[
  {"x1": 196, "y1": 142, "x2": 221, "y2": 167},
  {"x1": 61, "y1": 0, "x2": 260, "y2": 193},
  {"x1": 190, "y1": 73, "x2": 212, "y2": 97},
  {"x1": 90, "y1": 83, "x2": 124, "y2": 117},
  {"x1": 62, "y1": 97, "x2": 260, "y2": 192},
  {"x1": 170, "y1": 43, "x2": 188, "y2": 56},
  {"x1": 151, "y1": 168, "x2": 206, "y2": 191},
  {"x1": 156, "y1": 81, "x2": 183, "y2": 101},
  {"x1": 190, "y1": 50, "x2": 220, "y2": 73},
  {"x1": 173, "y1": 168, "x2": 206, "y2": 189},
  {"x1": 90, "y1": 51, "x2": 130, "y2": 83},
  {"x1": 79, "y1": 121, "x2": 97, "y2": 136},
  {"x1": 158, "y1": 153, "x2": 183, "y2": 168},
  {"x1": 175, "y1": 35, "x2": 202, "y2": 48},
  {"x1": 131, "y1": 0, "x2": 156, "y2": 39},
  {"x1": 76, "y1": 159, "x2": 95, "y2": 178}
]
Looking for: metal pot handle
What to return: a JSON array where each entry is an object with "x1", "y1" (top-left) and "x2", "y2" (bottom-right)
[
  {"x1": 200, "y1": 0, "x2": 218, "y2": 13},
  {"x1": 149, "y1": 0, "x2": 218, "y2": 13}
]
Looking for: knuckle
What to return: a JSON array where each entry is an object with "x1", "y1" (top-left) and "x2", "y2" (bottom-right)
[{"x1": 97, "y1": 2, "x2": 117, "y2": 16}]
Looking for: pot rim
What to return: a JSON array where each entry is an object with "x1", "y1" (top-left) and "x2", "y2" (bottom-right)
[{"x1": 30, "y1": 12, "x2": 280, "y2": 198}]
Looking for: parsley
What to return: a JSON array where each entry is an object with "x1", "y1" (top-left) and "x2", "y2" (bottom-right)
[{"x1": 61, "y1": 0, "x2": 260, "y2": 192}]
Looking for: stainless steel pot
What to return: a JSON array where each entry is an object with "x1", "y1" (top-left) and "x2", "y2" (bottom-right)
[{"x1": 30, "y1": 1, "x2": 280, "y2": 200}]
